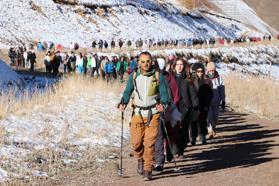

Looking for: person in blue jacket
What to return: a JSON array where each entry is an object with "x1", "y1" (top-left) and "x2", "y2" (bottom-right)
[{"x1": 105, "y1": 58, "x2": 115, "y2": 83}]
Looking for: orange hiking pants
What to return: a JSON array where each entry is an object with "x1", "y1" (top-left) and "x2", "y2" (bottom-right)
[{"x1": 130, "y1": 114, "x2": 160, "y2": 172}]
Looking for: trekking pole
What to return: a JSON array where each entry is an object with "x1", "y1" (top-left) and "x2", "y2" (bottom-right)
[
  {"x1": 117, "y1": 98, "x2": 125, "y2": 177},
  {"x1": 160, "y1": 112, "x2": 180, "y2": 172}
]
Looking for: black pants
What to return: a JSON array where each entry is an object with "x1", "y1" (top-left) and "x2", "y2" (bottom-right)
[
  {"x1": 64, "y1": 64, "x2": 67, "y2": 73},
  {"x1": 106, "y1": 73, "x2": 113, "y2": 83},
  {"x1": 91, "y1": 67, "x2": 97, "y2": 77},
  {"x1": 83, "y1": 67, "x2": 87, "y2": 76},
  {"x1": 101, "y1": 70, "x2": 106, "y2": 80},
  {"x1": 118, "y1": 72, "x2": 124, "y2": 81},
  {"x1": 155, "y1": 120, "x2": 179, "y2": 165},
  {"x1": 30, "y1": 62, "x2": 35, "y2": 71},
  {"x1": 190, "y1": 109, "x2": 208, "y2": 140},
  {"x1": 176, "y1": 112, "x2": 190, "y2": 155}
]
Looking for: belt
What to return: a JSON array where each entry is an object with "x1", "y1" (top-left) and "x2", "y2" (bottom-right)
[{"x1": 135, "y1": 104, "x2": 157, "y2": 126}]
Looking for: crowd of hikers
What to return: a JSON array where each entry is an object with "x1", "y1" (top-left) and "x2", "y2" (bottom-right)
[
  {"x1": 118, "y1": 51, "x2": 225, "y2": 181},
  {"x1": 92, "y1": 35, "x2": 273, "y2": 50},
  {"x1": 7, "y1": 33, "x2": 274, "y2": 72},
  {"x1": 8, "y1": 46, "x2": 37, "y2": 71},
  {"x1": 7, "y1": 43, "x2": 231, "y2": 181},
  {"x1": 41, "y1": 50, "x2": 136, "y2": 80},
  {"x1": 97, "y1": 34, "x2": 275, "y2": 50}
]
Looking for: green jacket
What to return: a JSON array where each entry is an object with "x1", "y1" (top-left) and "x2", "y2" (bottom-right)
[
  {"x1": 122, "y1": 70, "x2": 169, "y2": 116},
  {"x1": 87, "y1": 57, "x2": 92, "y2": 68},
  {"x1": 116, "y1": 61, "x2": 128, "y2": 73}
]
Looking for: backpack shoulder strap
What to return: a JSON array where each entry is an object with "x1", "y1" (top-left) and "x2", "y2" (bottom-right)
[
  {"x1": 133, "y1": 70, "x2": 137, "y2": 81},
  {"x1": 133, "y1": 71, "x2": 142, "y2": 100},
  {"x1": 154, "y1": 71, "x2": 160, "y2": 85}
]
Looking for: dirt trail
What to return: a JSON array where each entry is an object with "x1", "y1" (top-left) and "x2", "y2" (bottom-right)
[{"x1": 11, "y1": 110, "x2": 279, "y2": 186}]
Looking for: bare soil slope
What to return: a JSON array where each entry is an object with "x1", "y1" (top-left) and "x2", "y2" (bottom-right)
[
  {"x1": 178, "y1": 0, "x2": 279, "y2": 32},
  {"x1": 243, "y1": 0, "x2": 279, "y2": 31}
]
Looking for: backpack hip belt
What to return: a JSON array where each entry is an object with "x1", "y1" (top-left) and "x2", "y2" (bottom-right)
[{"x1": 134, "y1": 104, "x2": 158, "y2": 126}]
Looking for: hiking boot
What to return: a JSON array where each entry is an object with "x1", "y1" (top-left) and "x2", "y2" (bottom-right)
[
  {"x1": 208, "y1": 131, "x2": 214, "y2": 139},
  {"x1": 166, "y1": 152, "x2": 173, "y2": 162},
  {"x1": 212, "y1": 131, "x2": 216, "y2": 137},
  {"x1": 191, "y1": 140, "x2": 196, "y2": 146},
  {"x1": 154, "y1": 164, "x2": 164, "y2": 172},
  {"x1": 200, "y1": 135, "x2": 207, "y2": 145},
  {"x1": 176, "y1": 152, "x2": 185, "y2": 160},
  {"x1": 143, "y1": 171, "x2": 152, "y2": 181},
  {"x1": 137, "y1": 159, "x2": 144, "y2": 175}
]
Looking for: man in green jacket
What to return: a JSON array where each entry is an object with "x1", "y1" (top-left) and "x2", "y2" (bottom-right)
[
  {"x1": 116, "y1": 56, "x2": 128, "y2": 82},
  {"x1": 119, "y1": 51, "x2": 169, "y2": 181}
]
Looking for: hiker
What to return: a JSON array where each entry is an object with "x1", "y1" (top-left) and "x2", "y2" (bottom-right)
[
  {"x1": 154, "y1": 58, "x2": 180, "y2": 172},
  {"x1": 94, "y1": 54, "x2": 100, "y2": 78},
  {"x1": 27, "y1": 50, "x2": 36, "y2": 71},
  {"x1": 111, "y1": 40, "x2": 116, "y2": 49},
  {"x1": 74, "y1": 43, "x2": 79, "y2": 50},
  {"x1": 190, "y1": 63, "x2": 213, "y2": 145},
  {"x1": 76, "y1": 52, "x2": 84, "y2": 74},
  {"x1": 68, "y1": 51, "x2": 76, "y2": 73},
  {"x1": 92, "y1": 41, "x2": 97, "y2": 49},
  {"x1": 8, "y1": 47, "x2": 16, "y2": 66},
  {"x1": 15, "y1": 47, "x2": 23, "y2": 70},
  {"x1": 118, "y1": 51, "x2": 169, "y2": 181},
  {"x1": 173, "y1": 58, "x2": 198, "y2": 158},
  {"x1": 52, "y1": 51, "x2": 62, "y2": 75},
  {"x1": 104, "y1": 57, "x2": 115, "y2": 83},
  {"x1": 62, "y1": 52, "x2": 69, "y2": 73},
  {"x1": 23, "y1": 48, "x2": 28, "y2": 69},
  {"x1": 127, "y1": 40, "x2": 132, "y2": 48},
  {"x1": 100, "y1": 56, "x2": 108, "y2": 81},
  {"x1": 119, "y1": 39, "x2": 124, "y2": 49},
  {"x1": 98, "y1": 40, "x2": 103, "y2": 51},
  {"x1": 88, "y1": 54, "x2": 97, "y2": 77},
  {"x1": 83, "y1": 54, "x2": 88, "y2": 76},
  {"x1": 44, "y1": 51, "x2": 52, "y2": 73},
  {"x1": 206, "y1": 61, "x2": 226, "y2": 139},
  {"x1": 116, "y1": 56, "x2": 128, "y2": 82},
  {"x1": 127, "y1": 56, "x2": 137, "y2": 75},
  {"x1": 104, "y1": 40, "x2": 109, "y2": 50},
  {"x1": 112, "y1": 56, "x2": 119, "y2": 79}
]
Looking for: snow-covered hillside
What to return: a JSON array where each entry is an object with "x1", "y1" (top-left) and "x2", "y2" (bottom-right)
[
  {"x1": 208, "y1": 0, "x2": 278, "y2": 35},
  {"x1": 150, "y1": 44, "x2": 279, "y2": 79},
  {"x1": 0, "y1": 0, "x2": 257, "y2": 48}
]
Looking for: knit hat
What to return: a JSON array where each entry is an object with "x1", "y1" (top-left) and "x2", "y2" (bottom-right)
[
  {"x1": 207, "y1": 62, "x2": 216, "y2": 71},
  {"x1": 192, "y1": 63, "x2": 204, "y2": 72},
  {"x1": 157, "y1": 58, "x2": 166, "y2": 70}
]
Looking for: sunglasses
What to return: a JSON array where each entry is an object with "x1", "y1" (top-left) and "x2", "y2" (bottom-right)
[{"x1": 139, "y1": 60, "x2": 152, "y2": 64}]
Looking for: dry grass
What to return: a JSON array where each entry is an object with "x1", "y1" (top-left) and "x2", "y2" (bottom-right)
[
  {"x1": 0, "y1": 75, "x2": 115, "y2": 120},
  {"x1": 224, "y1": 73, "x2": 279, "y2": 120},
  {"x1": 0, "y1": 76, "x2": 123, "y2": 183}
]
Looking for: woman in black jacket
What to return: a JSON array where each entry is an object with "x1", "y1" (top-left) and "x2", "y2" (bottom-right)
[
  {"x1": 173, "y1": 58, "x2": 199, "y2": 158},
  {"x1": 190, "y1": 63, "x2": 213, "y2": 145}
]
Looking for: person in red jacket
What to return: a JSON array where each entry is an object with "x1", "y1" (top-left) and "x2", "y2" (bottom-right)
[{"x1": 154, "y1": 58, "x2": 180, "y2": 172}]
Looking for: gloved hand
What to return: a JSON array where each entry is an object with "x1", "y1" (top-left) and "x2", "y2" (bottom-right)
[{"x1": 221, "y1": 101, "x2": 226, "y2": 111}]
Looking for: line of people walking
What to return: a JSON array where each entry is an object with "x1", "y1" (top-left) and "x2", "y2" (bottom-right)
[
  {"x1": 43, "y1": 50, "x2": 138, "y2": 82},
  {"x1": 119, "y1": 51, "x2": 225, "y2": 181},
  {"x1": 8, "y1": 46, "x2": 37, "y2": 71}
]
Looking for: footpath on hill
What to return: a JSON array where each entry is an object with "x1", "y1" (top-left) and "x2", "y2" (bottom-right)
[{"x1": 21, "y1": 109, "x2": 279, "y2": 186}]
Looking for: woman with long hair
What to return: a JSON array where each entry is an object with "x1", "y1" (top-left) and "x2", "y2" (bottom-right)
[{"x1": 172, "y1": 58, "x2": 199, "y2": 158}]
